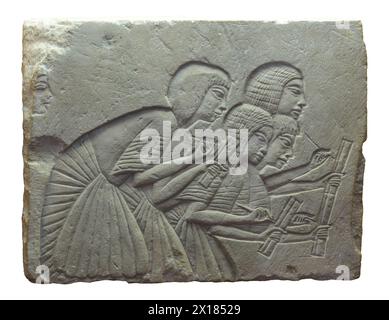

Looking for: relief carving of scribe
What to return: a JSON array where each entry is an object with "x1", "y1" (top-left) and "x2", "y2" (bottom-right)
[
  {"x1": 40, "y1": 62, "x2": 231, "y2": 281},
  {"x1": 40, "y1": 60, "x2": 350, "y2": 282},
  {"x1": 135, "y1": 62, "x2": 349, "y2": 280}
]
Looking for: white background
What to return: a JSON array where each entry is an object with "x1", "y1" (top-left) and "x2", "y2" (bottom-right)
[{"x1": 0, "y1": 0, "x2": 387, "y2": 300}]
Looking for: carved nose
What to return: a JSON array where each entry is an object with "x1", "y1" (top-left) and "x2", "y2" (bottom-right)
[
  {"x1": 218, "y1": 104, "x2": 227, "y2": 111},
  {"x1": 298, "y1": 96, "x2": 307, "y2": 108},
  {"x1": 284, "y1": 149, "x2": 293, "y2": 159}
]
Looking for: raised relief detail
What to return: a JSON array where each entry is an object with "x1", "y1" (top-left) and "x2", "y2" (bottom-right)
[
  {"x1": 40, "y1": 60, "x2": 352, "y2": 282},
  {"x1": 34, "y1": 68, "x2": 52, "y2": 115}
]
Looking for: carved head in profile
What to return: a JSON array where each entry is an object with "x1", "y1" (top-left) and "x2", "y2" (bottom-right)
[
  {"x1": 34, "y1": 68, "x2": 52, "y2": 114},
  {"x1": 167, "y1": 62, "x2": 231, "y2": 127},
  {"x1": 263, "y1": 114, "x2": 300, "y2": 169},
  {"x1": 224, "y1": 103, "x2": 273, "y2": 165},
  {"x1": 245, "y1": 62, "x2": 306, "y2": 120}
]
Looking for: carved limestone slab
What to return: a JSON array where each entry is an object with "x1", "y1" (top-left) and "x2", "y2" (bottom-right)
[{"x1": 23, "y1": 21, "x2": 367, "y2": 283}]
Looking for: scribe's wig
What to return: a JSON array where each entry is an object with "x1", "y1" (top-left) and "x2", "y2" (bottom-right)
[
  {"x1": 245, "y1": 62, "x2": 303, "y2": 115},
  {"x1": 223, "y1": 103, "x2": 272, "y2": 137},
  {"x1": 167, "y1": 62, "x2": 230, "y2": 126}
]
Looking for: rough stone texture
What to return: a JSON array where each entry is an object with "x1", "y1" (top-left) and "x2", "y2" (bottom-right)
[{"x1": 23, "y1": 21, "x2": 367, "y2": 283}]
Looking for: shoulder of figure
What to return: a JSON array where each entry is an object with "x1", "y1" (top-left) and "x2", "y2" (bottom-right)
[{"x1": 133, "y1": 105, "x2": 177, "y2": 124}]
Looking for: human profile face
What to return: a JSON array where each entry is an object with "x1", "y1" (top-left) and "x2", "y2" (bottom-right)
[
  {"x1": 195, "y1": 84, "x2": 229, "y2": 123},
  {"x1": 264, "y1": 133, "x2": 296, "y2": 169},
  {"x1": 247, "y1": 125, "x2": 273, "y2": 165},
  {"x1": 278, "y1": 79, "x2": 306, "y2": 120},
  {"x1": 34, "y1": 73, "x2": 52, "y2": 114}
]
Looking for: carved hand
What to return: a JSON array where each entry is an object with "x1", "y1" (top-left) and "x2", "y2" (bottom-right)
[
  {"x1": 309, "y1": 148, "x2": 332, "y2": 169},
  {"x1": 245, "y1": 207, "x2": 274, "y2": 224},
  {"x1": 318, "y1": 172, "x2": 344, "y2": 187},
  {"x1": 314, "y1": 225, "x2": 331, "y2": 239},
  {"x1": 292, "y1": 213, "x2": 316, "y2": 225},
  {"x1": 262, "y1": 227, "x2": 287, "y2": 242},
  {"x1": 286, "y1": 214, "x2": 317, "y2": 234}
]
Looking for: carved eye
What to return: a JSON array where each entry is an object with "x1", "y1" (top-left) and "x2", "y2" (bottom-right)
[
  {"x1": 211, "y1": 87, "x2": 226, "y2": 100},
  {"x1": 35, "y1": 81, "x2": 48, "y2": 91},
  {"x1": 280, "y1": 136, "x2": 292, "y2": 147},
  {"x1": 254, "y1": 132, "x2": 267, "y2": 142},
  {"x1": 35, "y1": 74, "x2": 49, "y2": 91},
  {"x1": 289, "y1": 88, "x2": 301, "y2": 96}
]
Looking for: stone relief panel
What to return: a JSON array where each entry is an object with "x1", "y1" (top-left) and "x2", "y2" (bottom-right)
[{"x1": 23, "y1": 21, "x2": 367, "y2": 283}]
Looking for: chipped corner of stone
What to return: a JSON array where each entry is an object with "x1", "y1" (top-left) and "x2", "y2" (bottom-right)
[
  {"x1": 22, "y1": 20, "x2": 78, "y2": 99},
  {"x1": 350, "y1": 20, "x2": 364, "y2": 33},
  {"x1": 22, "y1": 20, "x2": 79, "y2": 123}
]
